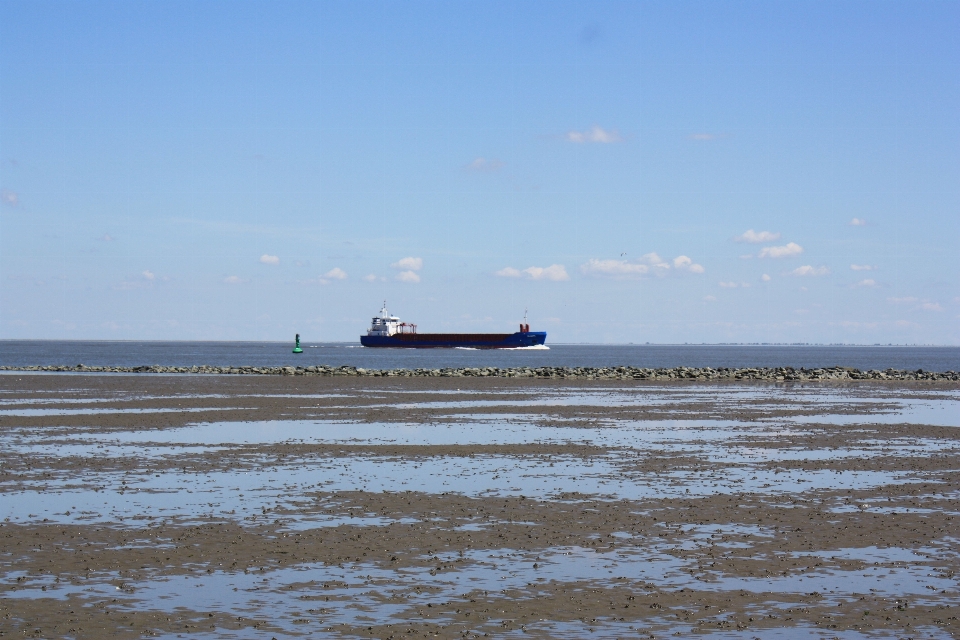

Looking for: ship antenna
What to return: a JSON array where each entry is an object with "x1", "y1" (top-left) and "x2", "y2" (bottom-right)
[{"x1": 524, "y1": 308, "x2": 528, "y2": 324}]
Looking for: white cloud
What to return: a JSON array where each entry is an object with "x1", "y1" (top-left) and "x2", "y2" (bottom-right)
[
  {"x1": 363, "y1": 274, "x2": 378, "y2": 282},
  {"x1": 565, "y1": 125, "x2": 621, "y2": 144},
  {"x1": 1, "y1": 189, "x2": 19, "y2": 207},
  {"x1": 223, "y1": 275, "x2": 244, "y2": 284},
  {"x1": 581, "y1": 253, "x2": 703, "y2": 279},
  {"x1": 761, "y1": 274, "x2": 771, "y2": 282},
  {"x1": 672, "y1": 255, "x2": 705, "y2": 273},
  {"x1": 391, "y1": 257, "x2": 423, "y2": 271},
  {"x1": 854, "y1": 279, "x2": 877, "y2": 287},
  {"x1": 703, "y1": 295, "x2": 717, "y2": 301},
  {"x1": 524, "y1": 265, "x2": 569, "y2": 281},
  {"x1": 850, "y1": 264, "x2": 875, "y2": 271},
  {"x1": 719, "y1": 281, "x2": 738, "y2": 288},
  {"x1": 142, "y1": 270, "x2": 155, "y2": 281},
  {"x1": 99, "y1": 234, "x2": 114, "y2": 242},
  {"x1": 689, "y1": 133, "x2": 716, "y2": 141},
  {"x1": 496, "y1": 265, "x2": 569, "y2": 281},
  {"x1": 850, "y1": 218, "x2": 867, "y2": 226},
  {"x1": 921, "y1": 302, "x2": 943, "y2": 311},
  {"x1": 887, "y1": 297, "x2": 918, "y2": 304},
  {"x1": 581, "y1": 259, "x2": 651, "y2": 278},
  {"x1": 638, "y1": 253, "x2": 668, "y2": 267},
  {"x1": 322, "y1": 268, "x2": 347, "y2": 280},
  {"x1": 758, "y1": 242, "x2": 803, "y2": 258},
  {"x1": 260, "y1": 254, "x2": 280, "y2": 265},
  {"x1": 465, "y1": 157, "x2": 504, "y2": 172},
  {"x1": 395, "y1": 270, "x2": 421, "y2": 283},
  {"x1": 313, "y1": 267, "x2": 349, "y2": 285},
  {"x1": 789, "y1": 265, "x2": 830, "y2": 277},
  {"x1": 735, "y1": 229, "x2": 781, "y2": 243}
]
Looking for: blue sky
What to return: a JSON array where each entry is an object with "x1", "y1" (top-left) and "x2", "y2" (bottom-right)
[{"x1": 1, "y1": 0, "x2": 957, "y2": 343}]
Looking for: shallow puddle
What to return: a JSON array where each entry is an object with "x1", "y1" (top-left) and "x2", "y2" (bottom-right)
[
  {"x1": 0, "y1": 450, "x2": 921, "y2": 526},
  {"x1": 0, "y1": 407, "x2": 243, "y2": 417},
  {"x1": 4, "y1": 540, "x2": 954, "y2": 637}
]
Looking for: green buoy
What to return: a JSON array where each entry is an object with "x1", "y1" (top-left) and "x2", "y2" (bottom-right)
[{"x1": 292, "y1": 333, "x2": 303, "y2": 354}]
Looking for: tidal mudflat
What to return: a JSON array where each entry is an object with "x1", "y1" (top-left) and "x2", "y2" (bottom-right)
[{"x1": 1, "y1": 374, "x2": 958, "y2": 638}]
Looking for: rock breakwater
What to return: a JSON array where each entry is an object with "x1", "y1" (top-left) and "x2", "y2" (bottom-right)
[{"x1": 1, "y1": 364, "x2": 957, "y2": 381}]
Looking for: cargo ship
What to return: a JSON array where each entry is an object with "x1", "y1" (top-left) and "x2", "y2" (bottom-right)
[{"x1": 360, "y1": 304, "x2": 547, "y2": 349}]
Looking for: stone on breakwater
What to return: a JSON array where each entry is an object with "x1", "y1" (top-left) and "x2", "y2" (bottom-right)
[{"x1": 0, "y1": 364, "x2": 956, "y2": 381}]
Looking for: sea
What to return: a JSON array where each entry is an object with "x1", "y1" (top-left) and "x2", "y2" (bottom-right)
[{"x1": 1, "y1": 341, "x2": 958, "y2": 372}]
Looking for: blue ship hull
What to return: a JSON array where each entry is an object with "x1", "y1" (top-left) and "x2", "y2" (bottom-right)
[{"x1": 360, "y1": 331, "x2": 546, "y2": 349}]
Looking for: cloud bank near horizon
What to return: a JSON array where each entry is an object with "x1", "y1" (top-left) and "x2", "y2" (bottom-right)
[{"x1": 580, "y1": 253, "x2": 704, "y2": 279}]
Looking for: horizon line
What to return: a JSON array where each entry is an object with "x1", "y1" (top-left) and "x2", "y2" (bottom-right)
[{"x1": 0, "y1": 339, "x2": 957, "y2": 348}]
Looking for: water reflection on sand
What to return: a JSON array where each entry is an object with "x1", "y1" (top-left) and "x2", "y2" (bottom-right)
[{"x1": 1, "y1": 379, "x2": 958, "y2": 638}]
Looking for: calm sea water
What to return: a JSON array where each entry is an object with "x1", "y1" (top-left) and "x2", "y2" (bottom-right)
[{"x1": 0, "y1": 341, "x2": 958, "y2": 372}]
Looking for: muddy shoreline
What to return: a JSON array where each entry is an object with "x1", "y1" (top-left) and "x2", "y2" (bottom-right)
[{"x1": 1, "y1": 375, "x2": 958, "y2": 638}]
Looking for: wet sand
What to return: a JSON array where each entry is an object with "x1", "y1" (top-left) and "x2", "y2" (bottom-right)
[{"x1": 1, "y1": 374, "x2": 958, "y2": 638}]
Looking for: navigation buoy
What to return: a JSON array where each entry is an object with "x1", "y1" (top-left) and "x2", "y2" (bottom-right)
[{"x1": 293, "y1": 334, "x2": 303, "y2": 354}]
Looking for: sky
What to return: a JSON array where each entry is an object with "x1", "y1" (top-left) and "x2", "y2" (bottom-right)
[{"x1": 1, "y1": 0, "x2": 957, "y2": 344}]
